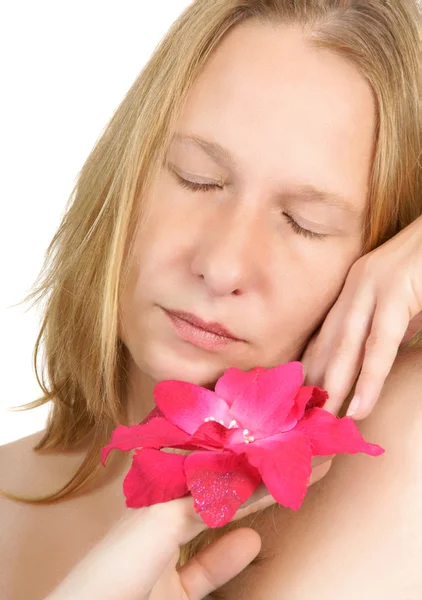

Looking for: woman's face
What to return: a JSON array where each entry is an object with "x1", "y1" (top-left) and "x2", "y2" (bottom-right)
[{"x1": 119, "y1": 21, "x2": 376, "y2": 396}]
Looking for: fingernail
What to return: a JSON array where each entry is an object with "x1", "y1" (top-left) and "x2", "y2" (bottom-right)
[{"x1": 347, "y1": 396, "x2": 360, "y2": 417}]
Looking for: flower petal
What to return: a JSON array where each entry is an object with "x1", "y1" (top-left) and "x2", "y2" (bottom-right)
[
  {"x1": 154, "y1": 380, "x2": 231, "y2": 434},
  {"x1": 123, "y1": 448, "x2": 188, "y2": 508},
  {"x1": 241, "y1": 430, "x2": 312, "y2": 511},
  {"x1": 284, "y1": 386, "x2": 329, "y2": 429},
  {"x1": 295, "y1": 407, "x2": 385, "y2": 456},
  {"x1": 190, "y1": 420, "x2": 234, "y2": 450},
  {"x1": 184, "y1": 451, "x2": 261, "y2": 527},
  {"x1": 215, "y1": 366, "x2": 267, "y2": 407},
  {"x1": 101, "y1": 418, "x2": 193, "y2": 466},
  {"x1": 304, "y1": 386, "x2": 329, "y2": 411},
  {"x1": 230, "y1": 362, "x2": 304, "y2": 437}
]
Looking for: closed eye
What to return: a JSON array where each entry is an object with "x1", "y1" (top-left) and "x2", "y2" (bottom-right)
[
  {"x1": 173, "y1": 172, "x2": 224, "y2": 192},
  {"x1": 282, "y1": 213, "x2": 328, "y2": 241},
  {"x1": 173, "y1": 170, "x2": 328, "y2": 241}
]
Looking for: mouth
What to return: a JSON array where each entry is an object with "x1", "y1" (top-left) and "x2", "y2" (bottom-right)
[
  {"x1": 166, "y1": 309, "x2": 240, "y2": 339},
  {"x1": 164, "y1": 308, "x2": 242, "y2": 351}
]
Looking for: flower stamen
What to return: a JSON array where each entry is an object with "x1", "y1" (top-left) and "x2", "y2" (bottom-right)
[
  {"x1": 243, "y1": 428, "x2": 255, "y2": 444},
  {"x1": 204, "y1": 416, "x2": 227, "y2": 426}
]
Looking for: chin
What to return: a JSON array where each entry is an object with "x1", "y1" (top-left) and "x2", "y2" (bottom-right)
[{"x1": 138, "y1": 338, "x2": 228, "y2": 389}]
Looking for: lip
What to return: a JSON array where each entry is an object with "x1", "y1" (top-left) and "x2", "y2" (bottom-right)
[
  {"x1": 166, "y1": 309, "x2": 240, "y2": 340},
  {"x1": 164, "y1": 308, "x2": 242, "y2": 351}
]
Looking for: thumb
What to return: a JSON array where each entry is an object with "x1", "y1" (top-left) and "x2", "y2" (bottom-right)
[{"x1": 178, "y1": 527, "x2": 261, "y2": 600}]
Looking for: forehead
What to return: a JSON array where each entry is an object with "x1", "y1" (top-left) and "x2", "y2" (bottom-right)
[{"x1": 173, "y1": 21, "x2": 376, "y2": 213}]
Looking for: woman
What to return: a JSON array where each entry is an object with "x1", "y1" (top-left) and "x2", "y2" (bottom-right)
[{"x1": 1, "y1": 0, "x2": 421, "y2": 598}]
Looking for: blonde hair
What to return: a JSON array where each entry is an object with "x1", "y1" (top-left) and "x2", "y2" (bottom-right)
[{"x1": 1, "y1": 0, "x2": 421, "y2": 569}]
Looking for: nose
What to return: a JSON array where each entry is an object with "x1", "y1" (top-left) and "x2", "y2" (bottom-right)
[{"x1": 190, "y1": 204, "x2": 267, "y2": 297}]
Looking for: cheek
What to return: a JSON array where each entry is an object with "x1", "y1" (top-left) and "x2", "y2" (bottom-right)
[
  {"x1": 299, "y1": 237, "x2": 362, "y2": 310},
  {"x1": 127, "y1": 214, "x2": 181, "y2": 287},
  {"x1": 136, "y1": 184, "x2": 201, "y2": 272},
  {"x1": 302, "y1": 271, "x2": 346, "y2": 324},
  {"x1": 119, "y1": 191, "x2": 198, "y2": 328},
  {"x1": 263, "y1": 244, "x2": 361, "y2": 360}
]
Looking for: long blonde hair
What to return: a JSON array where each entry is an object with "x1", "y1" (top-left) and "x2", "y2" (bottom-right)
[{"x1": 1, "y1": 0, "x2": 421, "y2": 568}]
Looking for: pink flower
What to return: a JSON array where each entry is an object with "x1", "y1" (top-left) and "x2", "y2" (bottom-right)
[{"x1": 101, "y1": 362, "x2": 384, "y2": 527}]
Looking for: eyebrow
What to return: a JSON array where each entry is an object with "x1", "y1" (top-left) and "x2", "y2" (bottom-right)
[{"x1": 171, "y1": 133, "x2": 361, "y2": 216}]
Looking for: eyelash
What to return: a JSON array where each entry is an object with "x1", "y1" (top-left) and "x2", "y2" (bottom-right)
[
  {"x1": 175, "y1": 173, "x2": 224, "y2": 193},
  {"x1": 281, "y1": 212, "x2": 328, "y2": 241},
  {"x1": 175, "y1": 174, "x2": 328, "y2": 241}
]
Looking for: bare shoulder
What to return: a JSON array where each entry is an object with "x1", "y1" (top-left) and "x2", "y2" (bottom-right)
[
  {"x1": 364, "y1": 344, "x2": 422, "y2": 429},
  {"x1": 214, "y1": 346, "x2": 422, "y2": 600},
  {"x1": 0, "y1": 431, "x2": 47, "y2": 599},
  {"x1": 389, "y1": 344, "x2": 422, "y2": 378},
  {"x1": 0, "y1": 429, "x2": 81, "y2": 502},
  {"x1": 349, "y1": 344, "x2": 422, "y2": 469},
  {"x1": 0, "y1": 429, "x2": 128, "y2": 599},
  {"x1": 361, "y1": 343, "x2": 422, "y2": 401},
  {"x1": 0, "y1": 429, "x2": 51, "y2": 522},
  {"x1": 0, "y1": 431, "x2": 89, "y2": 599},
  {"x1": 0, "y1": 430, "x2": 72, "y2": 597},
  {"x1": 0, "y1": 430, "x2": 47, "y2": 491}
]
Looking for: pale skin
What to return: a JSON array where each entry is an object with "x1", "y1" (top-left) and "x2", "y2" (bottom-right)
[
  {"x1": 302, "y1": 213, "x2": 422, "y2": 419},
  {"x1": 215, "y1": 345, "x2": 422, "y2": 600},
  {"x1": 119, "y1": 21, "x2": 377, "y2": 427},
  {"x1": 2, "y1": 18, "x2": 422, "y2": 600},
  {"x1": 43, "y1": 464, "x2": 332, "y2": 600}
]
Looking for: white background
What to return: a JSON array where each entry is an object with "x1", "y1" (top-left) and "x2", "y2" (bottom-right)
[{"x1": 0, "y1": 1, "x2": 192, "y2": 446}]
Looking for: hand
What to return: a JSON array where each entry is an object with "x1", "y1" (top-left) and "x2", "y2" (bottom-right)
[
  {"x1": 45, "y1": 457, "x2": 331, "y2": 600},
  {"x1": 301, "y1": 214, "x2": 422, "y2": 421}
]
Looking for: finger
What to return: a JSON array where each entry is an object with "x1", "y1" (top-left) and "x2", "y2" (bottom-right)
[
  {"x1": 347, "y1": 299, "x2": 409, "y2": 420},
  {"x1": 301, "y1": 266, "x2": 364, "y2": 383},
  {"x1": 318, "y1": 307, "x2": 371, "y2": 414},
  {"x1": 47, "y1": 502, "x2": 196, "y2": 600},
  {"x1": 300, "y1": 328, "x2": 319, "y2": 376},
  {"x1": 179, "y1": 527, "x2": 261, "y2": 600},
  {"x1": 305, "y1": 292, "x2": 375, "y2": 415},
  {"x1": 187, "y1": 457, "x2": 334, "y2": 600}
]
